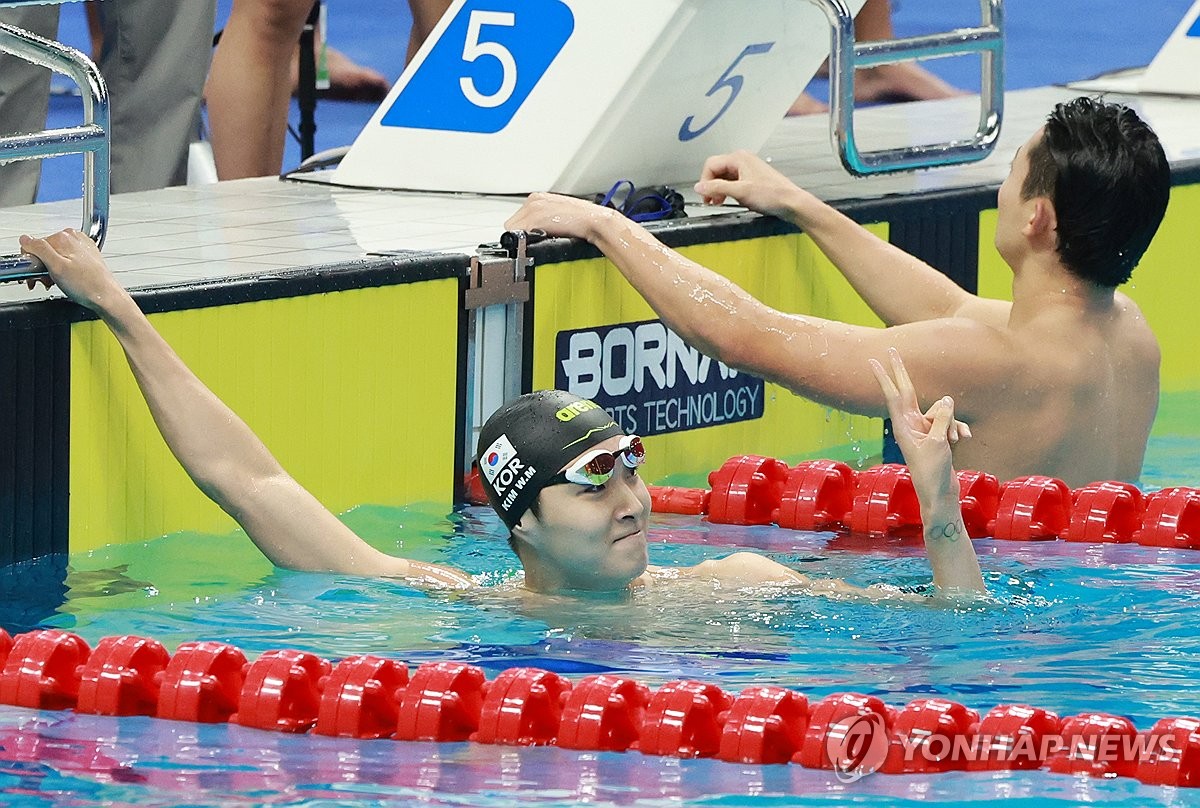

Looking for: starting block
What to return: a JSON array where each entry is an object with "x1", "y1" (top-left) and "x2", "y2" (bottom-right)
[
  {"x1": 1139, "y1": 1, "x2": 1200, "y2": 96},
  {"x1": 1070, "y1": 1, "x2": 1200, "y2": 97},
  {"x1": 335, "y1": 0, "x2": 867, "y2": 195}
]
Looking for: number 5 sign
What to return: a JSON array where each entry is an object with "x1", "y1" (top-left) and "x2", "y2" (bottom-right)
[{"x1": 335, "y1": 0, "x2": 867, "y2": 195}]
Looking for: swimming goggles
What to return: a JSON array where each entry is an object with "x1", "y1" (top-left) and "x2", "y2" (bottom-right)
[
  {"x1": 548, "y1": 435, "x2": 647, "y2": 487},
  {"x1": 594, "y1": 180, "x2": 686, "y2": 223}
]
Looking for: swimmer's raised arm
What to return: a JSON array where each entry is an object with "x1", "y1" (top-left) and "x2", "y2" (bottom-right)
[
  {"x1": 694, "y1": 151, "x2": 1004, "y2": 327},
  {"x1": 505, "y1": 193, "x2": 1013, "y2": 420},
  {"x1": 870, "y1": 348, "x2": 985, "y2": 596},
  {"x1": 20, "y1": 230, "x2": 470, "y2": 590}
]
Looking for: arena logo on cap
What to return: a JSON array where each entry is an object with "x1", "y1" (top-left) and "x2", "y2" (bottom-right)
[
  {"x1": 555, "y1": 319, "x2": 764, "y2": 437},
  {"x1": 556, "y1": 399, "x2": 601, "y2": 422}
]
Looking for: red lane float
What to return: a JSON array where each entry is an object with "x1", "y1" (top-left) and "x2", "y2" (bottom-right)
[
  {"x1": 1, "y1": 629, "x2": 1199, "y2": 788},
  {"x1": 718, "y1": 685, "x2": 808, "y2": 764},
  {"x1": 796, "y1": 692, "x2": 894, "y2": 770},
  {"x1": 679, "y1": 454, "x2": 1197, "y2": 551},
  {"x1": 1045, "y1": 713, "x2": 1142, "y2": 779},
  {"x1": 0, "y1": 629, "x2": 90, "y2": 710},
  {"x1": 462, "y1": 468, "x2": 489, "y2": 506},
  {"x1": 638, "y1": 680, "x2": 731, "y2": 758},
  {"x1": 77, "y1": 635, "x2": 170, "y2": 717},
  {"x1": 957, "y1": 471, "x2": 1000, "y2": 538},
  {"x1": 1137, "y1": 716, "x2": 1200, "y2": 787},
  {"x1": 235, "y1": 649, "x2": 330, "y2": 733},
  {"x1": 0, "y1": 629, "x2": 12, "y2": 669},
  {"x1": 990, "y1": 476, "x2": 1071, "y2": 541},
  {"x1": 315, "y1": 654, "x2": 408, "y2": 739},
  {"x1": 774, "y1": 460, "x2": 856, "y2": 532},
  {"x1": 558, "y1": 674, "x2": 649, "y2": 752},
  {"x1": 395, "y1": 661, "x2": 486, "y2": 742},
  {"x1": 848, "y1": 464, "x2": 922, "y2": 537},
  {"x1": 646, "y1": 485, "x2": 709, "y2": 515},
  {"x1": 157, "y1": 641, "x2": 248, "y2": 723},
  {"x1": 967, "y1": 704, "x2": 1062, "y2": 771},
  {"x1": 473, "y1": 667, "x2": 571, "y2": 746},
  {"x1": 883, "y1": 698, "x2": 979, "y2": 774},
  {"x1": 1134, "y1": 488, "x2": 1200, "y2": 550},
  {"x1": 1064, "y1": 481, "x2": 1144, "y2": 544},
  {"x1": 707, "y1": 455, "x2": 789, "y2": 525}
]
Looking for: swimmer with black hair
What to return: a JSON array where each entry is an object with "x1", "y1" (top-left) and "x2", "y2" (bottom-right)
[
  {"x1": 20, "y1": 230, "x2": 985, "y2": 602},
  {"x1": 475, "y1": 383, "x2": 982, "y2": 600},
  {"x1": 507, "y1": 97, "x2": 1170, "y2": 489}
]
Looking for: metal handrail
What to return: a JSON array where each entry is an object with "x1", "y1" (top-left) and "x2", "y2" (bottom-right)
[
  {"x1": 0, "y1": 20, "x2": 109, "y2": 280},
  {"x1": 804, "y1": 0, "x2": 1004, "y2": 176}
]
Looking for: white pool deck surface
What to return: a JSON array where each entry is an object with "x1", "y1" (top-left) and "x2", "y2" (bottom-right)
[{"x1": 1, "y1": 84, "x2": 1198, "y2": 308}]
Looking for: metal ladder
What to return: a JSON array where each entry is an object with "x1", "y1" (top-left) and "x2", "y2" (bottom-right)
[
  {"x1": 0, "y1": 19, "x2": 109, "y2": 280},
  {"x1": 807, "y1": 0, "x2": 1004, "y2": 175}
]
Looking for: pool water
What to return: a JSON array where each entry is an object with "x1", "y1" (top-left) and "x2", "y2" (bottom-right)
[{"x1": 4, "y1": 434, "x2": 1200, "y2": 806}]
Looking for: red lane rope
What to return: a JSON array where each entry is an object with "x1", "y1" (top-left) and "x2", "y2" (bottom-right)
[
  {"x1": 1, "y1": 628, "x2": 1198, "y2": 787},
  {"x1": 646, "y1": 457, "x2": 1200, "y2": 550}
]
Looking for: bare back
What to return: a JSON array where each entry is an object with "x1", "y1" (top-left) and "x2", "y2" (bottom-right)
[{"x1": 952, "y1": 292, "x2": 1159, "y2": 486}]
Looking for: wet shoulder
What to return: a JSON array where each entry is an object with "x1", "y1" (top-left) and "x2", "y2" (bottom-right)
[
  {"x1": 1112, "y1": 291, "x2": 1161, "y2": 366},
  {"x1": 675, "y1": 552, "x2": 803, "y2": 585}
]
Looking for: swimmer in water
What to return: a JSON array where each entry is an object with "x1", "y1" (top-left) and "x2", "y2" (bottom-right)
[
  {"x1": 472, "y1": 382, "x2": 982, "y2": 600},
  {"x1": 21, "y1": 230, "x2": 984, "y2": 601},
  {"x1": 505, "y1": 97, "x2": 1171, "y2": 488}
]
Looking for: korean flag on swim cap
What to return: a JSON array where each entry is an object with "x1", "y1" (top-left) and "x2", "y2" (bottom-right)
[
  {"x1": 475, "y1": 390, "x2": 624, "y2": 528},
  {"x1": 480, "y1": 435, "x2": 518, "y2": 486}
]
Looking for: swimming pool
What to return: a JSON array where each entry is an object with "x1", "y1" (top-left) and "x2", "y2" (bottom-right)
[{"x1": 4, "y1": 427, "x2": 1200, "y2": 806}]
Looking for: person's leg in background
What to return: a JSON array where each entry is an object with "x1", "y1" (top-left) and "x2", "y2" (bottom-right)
[
  {"x1": 788, "y1": 0, "x2": 964, "y2": 116},
  {"x1": 95, "y1": 0, "x2": 217, "y2": 192},
  {"x1": 85, "y1": 1, "x2": 103, "y2": 60},
  {"x1": 206, "y1": 0, "x2": 313, "y2": 180},
  {"x1": 0, "y1": 5, "x2": 61, "y2": 208},
  {"x1": 209, "y1": 0, "x2": 445, "y2": 180},
  {"x1": 406, "y1": 0, "x2": 451, "y2": 63},
  {"x1": 850, "y1": 0, "x2": 963, "y2": 103}
]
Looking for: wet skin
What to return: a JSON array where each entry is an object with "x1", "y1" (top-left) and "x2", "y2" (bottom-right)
[{"x1": 514, "y1": 434, "x2": 653, "y2": 594}]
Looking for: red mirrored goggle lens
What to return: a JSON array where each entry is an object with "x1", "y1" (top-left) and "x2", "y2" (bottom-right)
[{"x1": 561, "y1": 436, "x2": 646, "y2": 486}]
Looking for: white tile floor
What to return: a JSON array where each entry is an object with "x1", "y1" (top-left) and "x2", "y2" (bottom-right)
[{"x1": 1, "y1": 85, "x2": 1198, "y2": 307}]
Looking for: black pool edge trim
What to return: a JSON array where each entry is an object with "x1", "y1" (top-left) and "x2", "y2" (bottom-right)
[{"x1": 0, "y1": 252, "x2": 469, "y2": 329}]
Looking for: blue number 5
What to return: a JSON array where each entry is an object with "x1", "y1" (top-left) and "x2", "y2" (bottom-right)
[{"x1": 679, "y1": 42, "x2": 775, "y2": 142}]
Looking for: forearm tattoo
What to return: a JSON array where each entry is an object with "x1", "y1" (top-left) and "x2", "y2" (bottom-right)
[{"x1": 926, "y1": 520, "x2": 965, "y2": 543}]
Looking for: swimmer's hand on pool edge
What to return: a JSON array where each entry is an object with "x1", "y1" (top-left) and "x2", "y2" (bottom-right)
[
  {"x1": 694, "y1": 150, "x2": 808, "y2": 220},
  {"x1": 506, "y1": 192, "x2": 622, "y2": 243},
  {"x1": 20, "y1": 228, "x2": 476, "y2": 590},
  {"x1": 870, "y1": 349, "x2": 987, "y2": 597},
  {"x1": 19, "y1": 229, "x2": 128, "y2": 312}
]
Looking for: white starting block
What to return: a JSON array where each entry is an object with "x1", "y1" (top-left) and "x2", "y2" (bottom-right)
[
  {"x1": 335, "y1": 0, "x2": 867, "y2": 195},
  {"x1": 1069, "y1": 0, "x2": 1200, "y2": 97},
  {"x1": 1139, "y1": 0, "x2": 1200, "y2": 96}
]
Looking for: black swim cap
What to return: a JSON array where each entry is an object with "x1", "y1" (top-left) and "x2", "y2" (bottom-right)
[{"x1": 475, "y1": 390, "x2": 624, "y2": 528}]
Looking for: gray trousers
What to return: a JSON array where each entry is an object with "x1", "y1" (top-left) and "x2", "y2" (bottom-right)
[{"x1": 0, "y1": 0, "x2": 217, "y2": 208}]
